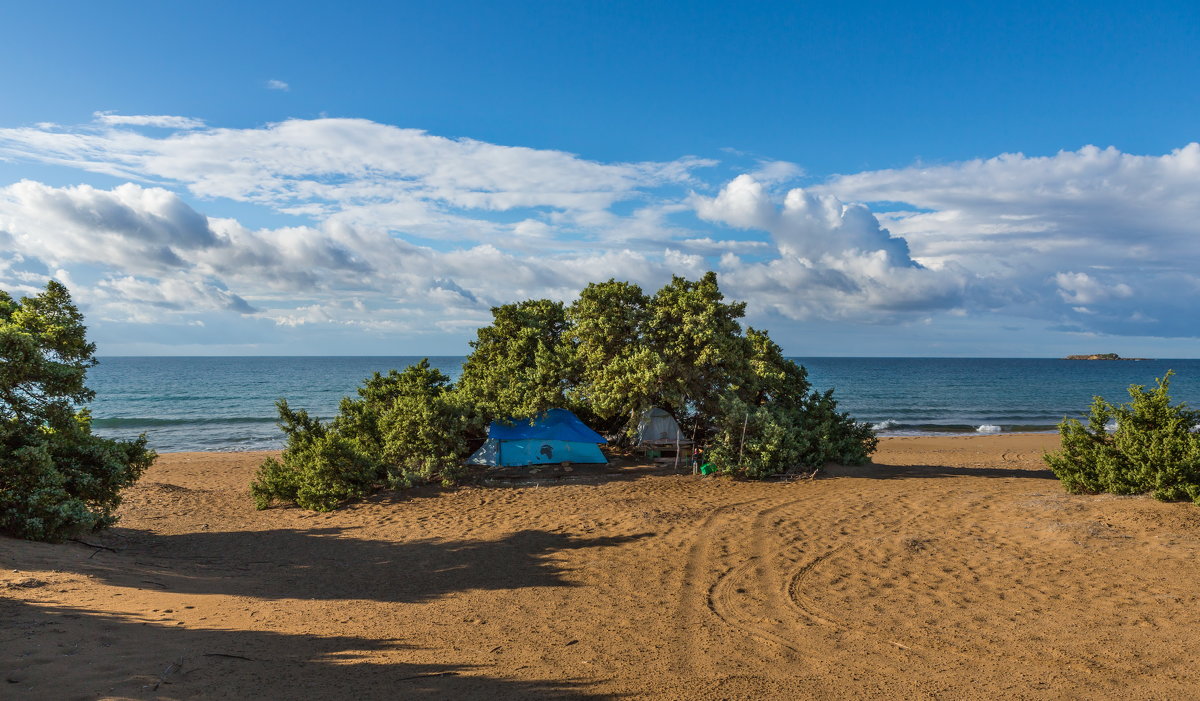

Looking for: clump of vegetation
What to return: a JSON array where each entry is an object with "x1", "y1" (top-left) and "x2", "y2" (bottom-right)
[
  {"x1": 704, "y1": 330, "x2": 877, "y2": 478},
  {"x1": 253, "y1": 273, "x2": 876, "y2": 510},
  {"x1": 251, "y1": 360, "x2": 468, "y2": 510},
  {"x1": 1045, "y1": 372, "x2": 1200, "y2": 503},
  {"x1": 0, "y1": 282, "x2": 156, "y2": 542}
]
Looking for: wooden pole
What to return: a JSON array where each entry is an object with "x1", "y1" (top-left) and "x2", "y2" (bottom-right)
[
  {"x1": 690, "y1": 411, "x2": 699, "y2": 475},
  {"x1": 737, "y1": 410, "x2": 749, "y2": 470},
  {"x1": 673, "y1": 398, "x2": 684, "y2": 473}
]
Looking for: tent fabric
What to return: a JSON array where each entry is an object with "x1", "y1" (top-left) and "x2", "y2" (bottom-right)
[
  {"x1": 466, "y1": 438, "x2": 607, "y2": 466},
  {"x1": 636, "y1": 407, "x2": 686, "y2": 443},
  {"x1": 487, "y1": 408, "x2": 607, "y2": 444},
  {"x1": 466, "y1": 408, "x2": 608, "y2": 467}
]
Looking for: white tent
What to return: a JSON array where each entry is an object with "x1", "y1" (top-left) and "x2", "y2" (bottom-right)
[{"x1": 636, "y1": 407, "x2": 688, "y2": 445}]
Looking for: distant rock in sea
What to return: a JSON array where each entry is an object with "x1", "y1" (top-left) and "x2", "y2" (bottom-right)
[{"x1": 1064, "y1": 353, "x2": 1149, "y2": 360}]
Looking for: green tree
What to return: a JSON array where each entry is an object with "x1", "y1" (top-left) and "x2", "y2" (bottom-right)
[
  {"x1": 705, "y1": 334, "x2": 877, "y2": 480},
  {"x1": 0, "y1": 281, "x2": 155, "y2": 542},
  {"x1": 566, "y1": 280, "x2": 664, "y2": 435},
  {"x1": 645, "y1": 272, "x2": 751, "y2": 418},
  {"x1": 740, "y1": 327, "x2": 812, "y2": 408},
  {"x1": 455, "y1": 299, "x2": 575, "y2": 421},
  {"x1": 1045, "y1": 372, "x2": 1200, "y2": 502}
]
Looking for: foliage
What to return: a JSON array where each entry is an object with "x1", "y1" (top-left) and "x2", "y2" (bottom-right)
[
  {"x1": 455, "y1": 300, "x2": 575, "y2": 420},
  {"x1": 645, "y1": 272, "x2": 751, "y2": 419},
  {"x1": 0, "y1": 282, "x2": 156, "y2": 542},
  {"x1": 452, "y1": 273, "x2": 874, "y2": 476},
  {"x1": 257, "y1": 273, "x2": 877, "y2": 510},
  {"x1": 345, "y1": 361, "x2": 469, "y2": 488},
  {"x1": 568, "y1": 280, "x2": 651, "y2": 419},
  {"x1": 251, "y1": 360, "x2": 470, "y2": 510},
  {"x1": 706, "y1": 386, "x2": 877, "y2": 480},
  {"x1": 1045, "y1": 372, "x2": 1200, "y2": 503},
  {"x1": 739, "y1": 327, "x2": 811, "y2": 408},
  {"x1": 250, "y1": 401, "x2": 376, "y2": 511},
  {"x1": 791, "y1": 388, "x2": 880, "y2": 467}
]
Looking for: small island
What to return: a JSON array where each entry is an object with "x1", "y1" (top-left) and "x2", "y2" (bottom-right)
[{"x1": 1065, "y1": 353, "x2": 1150, "y2": 361}]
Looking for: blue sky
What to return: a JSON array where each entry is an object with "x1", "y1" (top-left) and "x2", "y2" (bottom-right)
[{"x1": 1, "y1": 1, "x2": 1198, "y2": 356}]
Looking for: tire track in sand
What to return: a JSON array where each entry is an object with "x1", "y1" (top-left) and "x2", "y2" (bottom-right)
[
  {"x1": 708, "y1": 490, "x2": 932, "y2": 667},
  {"x1": 778, "y1": 500, "x2": 932, "y2": 662},
  {"x1": 708, "y1": 497, "x2": 819, "y2": 656},
  {"x1": 675, "y1": 485, "x2": 938, "y2": 681},
  {"x1": 672, "y1": 496, "x2": 775, "y2": 677},
  {"x1": 783, "y1": 543, "x2": 848, "y2": 629}
]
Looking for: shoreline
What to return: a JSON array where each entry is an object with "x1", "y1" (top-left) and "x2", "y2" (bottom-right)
[
  {"x1": 143, "y1": 430, "x2": 1065, "y2": 455},
  {"x1": 89, "y1": 356, "x2": 1200, "y2": 453}
]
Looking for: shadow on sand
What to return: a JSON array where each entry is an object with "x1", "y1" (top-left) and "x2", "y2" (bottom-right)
[
  {"x1": 73, "y1": 528, "x2": 652, "y2": 604},
  {"x1": 830, "y1": 462, "x2": 1058, "y2": 481},
  {"x1": 0, "y1": 598, "x2": 613, "y2": 699}
]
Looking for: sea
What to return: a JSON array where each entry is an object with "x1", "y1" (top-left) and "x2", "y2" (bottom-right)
[{"x1": 86, "y1": 357, "x2": 1200, "y2": 453}]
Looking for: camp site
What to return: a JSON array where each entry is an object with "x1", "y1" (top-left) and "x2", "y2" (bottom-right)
[{"x1": 9, "y1": 274, "x2": 1200, "y2": 698}]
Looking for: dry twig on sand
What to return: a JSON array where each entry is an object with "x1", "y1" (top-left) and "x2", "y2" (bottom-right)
[
  {"x1": 69, "y1": 538, "x2": 118, "y2": 552},
  {"x1": 203, "y1": 653, "x2": 257, "y2": 661},
  {"x1": 397, "y1": 672, "x2": 457, "y2": 682}
]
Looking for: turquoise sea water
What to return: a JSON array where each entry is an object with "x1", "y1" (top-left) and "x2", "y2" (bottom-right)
[{"x1": 87, "y1": 357, "x2": 1200, "y2": 453}]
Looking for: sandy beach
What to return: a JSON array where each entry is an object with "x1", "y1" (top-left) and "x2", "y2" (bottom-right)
[{"x1": 4, "y1": 434, "x2": 1200, "y2": 699}]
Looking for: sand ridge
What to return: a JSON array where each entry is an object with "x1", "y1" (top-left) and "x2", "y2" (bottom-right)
[{"x1": 4, "y1": 434, "x2": 1200, "y2": 699}]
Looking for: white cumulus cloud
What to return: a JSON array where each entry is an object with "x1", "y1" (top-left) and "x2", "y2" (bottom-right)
[
  {"x1": 695, "y1": 175, "x2": 968, "y2": 321},
  {"x1": 2, "y1": 114, "x2": 1200, "y2": 346},
  {"x1": 819, "y1": 144, "x2": 1200, "y2": 336},
  {"x1": 0, "y1": 180, "x2": 220, "y2": 272}
]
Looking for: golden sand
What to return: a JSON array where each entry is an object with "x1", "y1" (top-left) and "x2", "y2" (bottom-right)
[{"x1": 4, "y1": 434, "x2": 1200, "y2": 699}]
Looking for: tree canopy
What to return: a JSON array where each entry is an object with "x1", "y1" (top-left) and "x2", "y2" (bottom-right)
[
  {"x1": 456, "y1": 299, "x2": 573, "y2": 421},
  {"x1": 253, "y1": 273, "x2": 877, "y2": 510},
  {"x1": 0, "y1": 281, "x2": 156, "y2": 541}
]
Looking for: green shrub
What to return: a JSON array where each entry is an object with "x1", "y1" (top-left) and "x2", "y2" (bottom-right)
[
  {"x1": 251, "y1": 360, "x2": 471, "y2": 509},
  {"x1": 706, "y1": 390, "x2": 876, "y2": 479},
  {"x1": 704, "y1": 329, "x2": 876, "y2": 479},
  {"x1": 0, "y1": 282, "x2": 156, "y2": 542},
  {"x1": 1045, "y1": 372, "x2": 1200, "y2": 502},
  {"x1": 377, "y1": 394, "x2": 470, "y2": 488},
  {"x1": 705, "y1": 398, "x2": 801, "y2": 479},
  {"x1": 250, "y1": 401, "x2": 377, "y2": 511}
]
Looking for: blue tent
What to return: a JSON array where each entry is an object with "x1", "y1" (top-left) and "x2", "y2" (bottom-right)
[{"x1": 466, "y1": 408, "x2": 608, "y2": 467}]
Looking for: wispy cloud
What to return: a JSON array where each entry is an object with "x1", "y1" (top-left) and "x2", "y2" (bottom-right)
[
  {"x1": 266, "y1": 79, "x2": 290, "y2": 92},
  {"x1": 92, "y1": 111, "x2": 205, "y2": 129}
]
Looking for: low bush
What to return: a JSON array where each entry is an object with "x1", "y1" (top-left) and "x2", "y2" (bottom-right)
[
  {"x1": 1045, "y1": 372, "x2": 1200, "y2": 502},
  {"x1": 250, "y1": 402, "x2": 377, "y2": 511},
  {"x1": 706, "y1": 391, "x2": 877, "y2": 479},
  {"x1": 250, "y1": 360, "x2": 471, "y2": 510}
]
